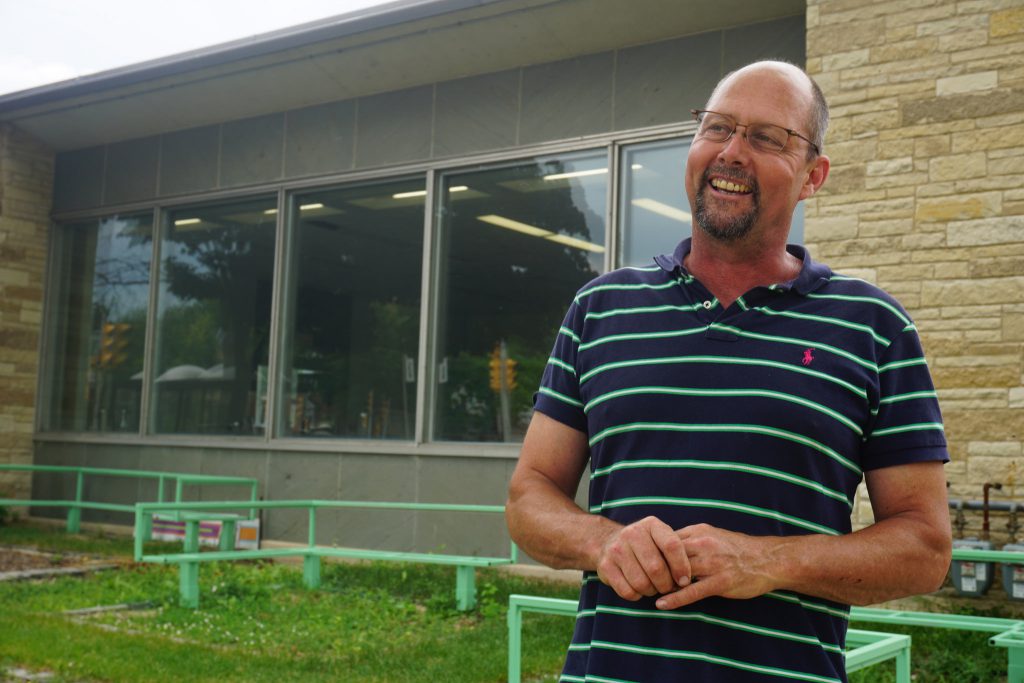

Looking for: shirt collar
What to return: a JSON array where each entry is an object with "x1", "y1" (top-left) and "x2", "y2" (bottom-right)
[{"x1": 654, "y1": 237, "x2": 832, "y2": 295}]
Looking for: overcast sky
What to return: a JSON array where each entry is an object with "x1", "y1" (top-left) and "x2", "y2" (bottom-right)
[{"x1": 0, "y1": 0, "x2": 396, "y2": 97}]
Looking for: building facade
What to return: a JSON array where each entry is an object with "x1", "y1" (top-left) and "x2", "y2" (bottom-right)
[{"x1": 1, "y1": 0, "x2": 1022, "y2": 554}]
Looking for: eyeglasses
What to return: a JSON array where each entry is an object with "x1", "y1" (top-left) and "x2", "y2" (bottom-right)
[{"x1": 691, "y1": 109, "x2": 820, "y2": 156}]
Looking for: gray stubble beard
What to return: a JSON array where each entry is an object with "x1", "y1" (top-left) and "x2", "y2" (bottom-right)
[{"x1": 693, "y1": 185, "x2": 760, "y2": 242}]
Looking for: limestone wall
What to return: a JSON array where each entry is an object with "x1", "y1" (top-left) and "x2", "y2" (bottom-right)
[
  {"x1": 806, "y1": 0, "x2": 1024, "y2": 537},
  {"x1": 0, "y1": 123, "x2": 52, "y2": 501}
]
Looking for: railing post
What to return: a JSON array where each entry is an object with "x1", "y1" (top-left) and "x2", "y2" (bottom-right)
[
  {"x1": 1009, "y1": 646, "x2": 1024, "y2": 683},
  {"x1": 180, "y1": 519, "x2": 201, "y2": 608},
  {"x1": 219, "y1": 519, "x2": 236, "y2": 551},
  {"x1": 67, "y1": 470, "x2": 84, "y2": 533},
  {"x1": 896, "y1": 642, "x2": 912, "y2": 683},
  {"x1": 455, "y1": 565, "x2": 476, "y2": 611},
  {"x1": 303, "y1": 554, "x2": 321, "y2": 589},
  {"x1": 507, "y1": 596, "x2": 523, "y2": 683}
]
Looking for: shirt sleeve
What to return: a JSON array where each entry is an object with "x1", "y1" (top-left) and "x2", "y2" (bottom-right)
[
  {"x1": 533, "y1": 299, "x2": 587, "y2": 433},
  {"x1": 862, "y1": 322, "x2": 948, "y2": 470}
]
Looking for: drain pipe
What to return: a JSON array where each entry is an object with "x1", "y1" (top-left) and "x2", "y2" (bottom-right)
[{"x1": 983, "y1": 482, "x2": 1004, "y2": 541}]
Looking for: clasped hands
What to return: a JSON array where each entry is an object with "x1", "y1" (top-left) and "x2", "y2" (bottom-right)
[{"x1": 596, "y1": 515, "x2": 777, "y2": 610}]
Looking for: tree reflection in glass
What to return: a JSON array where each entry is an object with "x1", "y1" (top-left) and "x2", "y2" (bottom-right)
[
  {"x1": 153, "y1": 198, "x2": 276, "y2": 435},
  {"x1": 279, "y1": 179, "x2": 425, "y2": 439},
  {"x1": 45, "y1": 213, "x2": 153, "y2": 432},
  {"x1": 434, "y1": 152, "x2": 607, "y2": 442}
]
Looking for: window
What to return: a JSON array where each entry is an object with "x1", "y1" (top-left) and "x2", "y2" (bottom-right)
[
  {"x1": 620, "y1": 139, "x2": 692, "y2": 267},
  {"x1": 278, "y1": 178, "x2": 425, "y2": 439},
  {"x1": 619, "y1": 137, "x2": 805, "y2": 268},
  {"x1": 44, "y1": 213, "x2": 153, "y2": 432},
  {"x1": 432, "y1": 152, "x2": 607, "y2": 442},
  {"x1": 151, "y1": 197, "x2": 276, "y2": 435}
]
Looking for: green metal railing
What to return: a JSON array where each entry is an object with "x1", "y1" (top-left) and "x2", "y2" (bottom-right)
[
  {"x1": 506, "y1": 594, "x2": 912, "y2": 683},
  {"x1": 0, "y1": 464, "x2": 259, "y2": 537},
  {"x1": 133, "y1": 499, "x2": 516, "y2": 610}
]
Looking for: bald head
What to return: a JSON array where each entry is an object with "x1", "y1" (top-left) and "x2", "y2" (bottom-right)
[{"x1": 706, "y1": 61, "x2": 829, "y2": 158}]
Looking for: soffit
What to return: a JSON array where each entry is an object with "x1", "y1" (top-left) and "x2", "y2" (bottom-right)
[{"x1": 0, "y1": 0, "x2": 803, "y2": 151}]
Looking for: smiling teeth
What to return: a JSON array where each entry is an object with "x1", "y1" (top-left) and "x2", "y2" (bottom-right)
[{"x1": 711, "y1": 178, "x2": 751, "y2": 193}]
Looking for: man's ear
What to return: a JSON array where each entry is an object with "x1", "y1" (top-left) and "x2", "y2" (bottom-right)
[{"x1": 799, "y1": 154, "x2": 830, "y2": 200}]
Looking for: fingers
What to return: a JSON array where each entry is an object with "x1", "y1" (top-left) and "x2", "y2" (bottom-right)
[
  {"x1": 655, "y1": 575, "x2": 724, "y2": 610},
  {"x1": 597, "y1": 517, "x2": 689, "y2": 600}
]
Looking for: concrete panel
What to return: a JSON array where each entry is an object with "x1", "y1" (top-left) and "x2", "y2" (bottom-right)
[
  {"x1": 30, "y1": 442, "x2": 86, "y2": 517},
  {"x1": 104, "y1": 136, "x2": 158, "y2": 206},
  {"x1": 614, "y1": 32, "x2": 722, "y2": 131},
  {"x1": 433, "y1": 70, "x2": 519, "y2": 157},
  {"x1": 284, "y1": 100, "x2": 356, "y2": 178},
  {"x1": 53, "y1": 146, "x2": 105, "y2": 212},
  {"x1": 328, "y1": 453, "x2": 417, "y2": 550},
  {"x1": 722, "y1": 15, "x2": 806, "y2": 73},
  {"x1": 520, "y1": 52, "x2": 614, "y2": 145},
  {"x1": 220, "y1": 113, "x2": 284, "y2": 187},
  {"x1": 415, "y1": 457, "x2": 512, "y2": 555},
  {"x1": 159, "y1": 125, "x2": 219, "y2": 197},
  {"x1": 264, "y1": 452, "x2": 341, "y2": 542},
  {"x1": 354, "y1": 85, "x2": 433, "y2": 168}
]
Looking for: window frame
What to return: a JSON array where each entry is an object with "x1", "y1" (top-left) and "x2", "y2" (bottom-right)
[{"x1": 37, "y1": 122, "x2": 700, "y2": 456}]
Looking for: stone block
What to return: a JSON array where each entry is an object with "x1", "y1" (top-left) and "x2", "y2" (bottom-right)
[
  {"x1": 903, "y1": 89, "x2": 1024, "y2": 125},
  {"x1": 952, "y1": 124, "x2": 1024, "y2": 153},
  {"x1": 947, "y1": 215, "x2": 1024, "y2": 246},
  {"x1": 923, "y1": 276, "x2": 1024, "y2": 307},
  {"x1": 916, "y1": 192, "x2": 1002, "y2": 221},
  {"x1": 822, "y1": 48, "x2": 870, "y2": 71},
  {"x1": 989, "y1": 154, "x2": 1024, "y2": 175},
  {"x1": 938, "y1": 29, "x2": 990, "y2": 53},
  {"x1": 807, "y1": 18, "x2": 887, "y2": 57},
  {"x1": 866, "y1": 157, "x2": 914, "y2": 176},
  {"x1": 1004, "y1": 312, "x2": 1024, "y2": 340},
  {"x1": 918, "y1": 13, "x2": 989, "y2": 37},
  {"x1": 937, "y1": 70, "x2": 999, "y2": 96},
  {"x1": 1011, "y1": 388, "x2": 1024, "y2": 408},
  {"x1": 858, "y1": 218, "x2": 913, "y2": 237},
  {"x1": 805, "y1": 215, "x2": 858, "y2": 242},
  {"x1": 870, "y1": 37, "x2": 940, "y2": 64},
  {"x1": 991, "y1": 6, "x2": 1024, "y2": 37},
  {"x1": 929, "y1": 152, "x2": 987, "y2": 181}
]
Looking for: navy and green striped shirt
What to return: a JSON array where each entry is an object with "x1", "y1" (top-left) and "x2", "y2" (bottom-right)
[{"x1": 535, "y1": 238, "x2": 947, "y2": 683}]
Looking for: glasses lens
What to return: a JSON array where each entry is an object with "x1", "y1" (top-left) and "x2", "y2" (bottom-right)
[
  {"x1": 747, "y1": 123, "x2": 789, "y2": 153},
  {"x1": 698, "y1": 113, "x2": 734, "y2": 141}
]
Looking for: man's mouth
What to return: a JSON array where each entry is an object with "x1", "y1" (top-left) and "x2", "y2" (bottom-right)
[{"x1": 709, "y1": 177, "x2": 752, "y2": 194}]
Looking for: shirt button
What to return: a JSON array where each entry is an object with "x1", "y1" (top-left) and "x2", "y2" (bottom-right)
[{"x1": 703, "y1": 300, "x2": 713, "y2": 309}]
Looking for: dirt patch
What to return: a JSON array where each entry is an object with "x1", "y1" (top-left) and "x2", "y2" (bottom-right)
[{"x1": 0, "y1": 547, "x2": 119, "y2": 579}]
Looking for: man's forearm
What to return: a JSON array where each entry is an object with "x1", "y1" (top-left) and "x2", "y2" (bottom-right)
[{"x1": 506, "y1": 471, "x2": 617, "y2": 571}]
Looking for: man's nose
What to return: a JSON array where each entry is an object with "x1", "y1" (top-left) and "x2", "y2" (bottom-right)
[{"x1": 716, "y1": 127, "x2": 752, "y2": 163}]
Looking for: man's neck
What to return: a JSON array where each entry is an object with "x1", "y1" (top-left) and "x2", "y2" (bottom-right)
[{"x1": 684, "y1": 235, "x2": 801, "y2": 309}]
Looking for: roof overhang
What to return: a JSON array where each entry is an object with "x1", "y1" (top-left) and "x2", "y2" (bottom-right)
[{"x1": 0, "y1": 0, "x2": 804, "y2": 151}]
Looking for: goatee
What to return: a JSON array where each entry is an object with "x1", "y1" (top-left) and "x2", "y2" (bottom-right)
[{"x1": 693, "y1": 168, "x2": 759, "y2": 242}]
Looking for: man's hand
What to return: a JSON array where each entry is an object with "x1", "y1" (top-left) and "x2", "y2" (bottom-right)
[
  {"x1": 655, "y1": 523, "x2": 777, "y2": 610},
  {"x1": 596, "y1": 516, "x2": 693, "y2": 601}
]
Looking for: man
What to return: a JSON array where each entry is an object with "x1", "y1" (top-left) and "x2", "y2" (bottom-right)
[{"x1": 506, "y1": 61, "x2": 951, "y2": 682}]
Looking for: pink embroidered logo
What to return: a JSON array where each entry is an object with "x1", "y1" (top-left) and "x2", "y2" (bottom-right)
[{"x1": 802, "y1": 349, "x2": 815, "y2": 366}]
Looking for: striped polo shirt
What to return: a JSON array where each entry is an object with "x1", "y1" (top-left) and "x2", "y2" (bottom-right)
[{"x1": 534, "y1": 238, "x2": 947, "y2": 683}]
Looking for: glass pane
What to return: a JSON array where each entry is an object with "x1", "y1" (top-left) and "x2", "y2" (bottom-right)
[
  {"x1": 44, "y1": 213, "x2": 152, "y2": 432},
  {"x1": 279, "y1": 178, "x2": 425, "y2": 439},
  {"x1": 620, "y1": 137, "x2": 804, "y2": 268},
  {"x1": 620, "y1": 138, "x2": 692, "y2": 267},
  {"x1": 152, "y1": 197, "x2": 276, "y2": 435},
  {"x1": 434, "y1": 152, "x2": 607, "y2": 442}
]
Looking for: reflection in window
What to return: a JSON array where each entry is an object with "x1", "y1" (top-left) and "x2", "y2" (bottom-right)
[
  {"x1": 279, "y1": 179, "x2": 425, "y2": 439},
  {"x1": 434, "y1": 153, "x2": 607, "y2": 442},
  {"x1": 620, "y1": 139, "x2": 692, "y2": 267},
  {"x1": 620, "y1": 138, "x2": 804, "y2": 268},
  {"x1": 152, "y1": 198, "x2": 276, "y2": 435},
  {"x1": 44, "y1": 213, "x2": 152, "y2": 432}
]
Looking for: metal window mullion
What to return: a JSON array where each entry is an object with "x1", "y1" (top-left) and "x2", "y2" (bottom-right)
[
  {"x1": 263, "y1": 187, "x2": 288, "y2": 442},
  {"x1": 606, "y1": 143, "x2": 621, "y2": 273},
  {"x1": 138, "y1": 209, "x2": 163, "y2": 436},
  {"x1": 414, "y1": 169, "x2": 437, "y2": 445},
  {"x1": 34, "y1": 218, "x2": 62, "y2": 432}
]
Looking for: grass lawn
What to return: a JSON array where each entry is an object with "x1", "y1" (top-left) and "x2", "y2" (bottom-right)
[
  {"x1": 0, "y1": 522, "x2": 577, "y2": 682},
  {"x1": 0, "y1": 522, "x2": 1012, "y2": 682}
]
